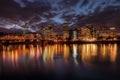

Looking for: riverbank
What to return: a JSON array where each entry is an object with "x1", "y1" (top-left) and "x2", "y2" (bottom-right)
[
  {"x1": 56, "y1": 40, "x2": 120, "y2": 44},
  {"x1": 1, "y1": 40, "x2": 120, "y2": 45}
]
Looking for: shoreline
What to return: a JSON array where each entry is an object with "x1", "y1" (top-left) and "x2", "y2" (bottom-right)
[{"x1": 1, "y1": 40, "x2": 120, "y2": 45}]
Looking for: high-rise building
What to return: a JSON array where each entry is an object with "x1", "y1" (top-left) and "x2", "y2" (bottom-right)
[
  {"x1": 69, "y1": 29, "x2": 78, "y2": 40},
  {"x1": 23, "y1": 22, "x2": 29, "y2": 35},
  {"x1": 98, "y1": 26, "x2": 117, "y2": 40},
  {"x1": 78, "y1": 27, "x2": 91, "y2": 40},
  {"x1": 42, "y1": 25, "x2": 56, "y2": 40},
  {"x1": 98, "y1": 26, "x2": 109, "y2": 38},
  {"x1": 62, "y1": 23, "x2": 70, "y2": 40},
  {"x1": 87, "y1": 26, "x2": 97, "y2": 38},
  {"x1": 109, "y1": 27, "x2": 116, "y2": 37}
]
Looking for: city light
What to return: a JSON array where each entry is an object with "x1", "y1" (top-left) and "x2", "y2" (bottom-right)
[{"x1": 0, "y1": 23, "x2": 119, "y2": 44}]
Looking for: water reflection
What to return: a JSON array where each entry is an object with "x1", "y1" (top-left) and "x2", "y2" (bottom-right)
[
  {"x1": 0, "y1": 43, "x2": 118, "y2": 72},
  {"x1": 100, "y1": 44, "x2": 117, "y2": 63},
  {"x1": 80, "y1": 44, "x2": 98, "y2": 65},
  {"x1": 73, "y1": 44, "x2": 78, "y2": 65}
]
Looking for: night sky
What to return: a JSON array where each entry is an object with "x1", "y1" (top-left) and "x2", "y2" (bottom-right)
[{"x1": 0, "y1": 0, "x2": 120, "y2": 32}]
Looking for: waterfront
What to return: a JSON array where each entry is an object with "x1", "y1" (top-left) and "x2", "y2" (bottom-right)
[{"x1": 1, "y1": 43, "x2": 120, "y2": 80}]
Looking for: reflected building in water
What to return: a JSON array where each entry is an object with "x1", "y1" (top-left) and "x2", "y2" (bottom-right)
[
  {"x1": 0, "y1": 43, "x2": 118, "y2": 71},
  {"x1": 100, "y1": 44, "x2": 117, "y2": 63}
]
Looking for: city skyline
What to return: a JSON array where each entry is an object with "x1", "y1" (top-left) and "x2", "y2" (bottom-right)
[{"x1": 1, "y1": 1, "x2": 120, "y2": 80}]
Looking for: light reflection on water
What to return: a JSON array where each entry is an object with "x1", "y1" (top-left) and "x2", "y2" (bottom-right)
[{"x1": 0, "y1": 43, "x2": 119, "y2": 73}]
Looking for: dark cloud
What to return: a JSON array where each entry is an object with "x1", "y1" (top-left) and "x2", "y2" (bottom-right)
[
  {"x1": 60, "y1": 0, "x2": 80, "y2": 7},
  {"x1": 0, "y1": 0, "x2": 120, "y2": 32},
  {"x1": 81, "y1": 0, "x2": 89, "y2": 7}
]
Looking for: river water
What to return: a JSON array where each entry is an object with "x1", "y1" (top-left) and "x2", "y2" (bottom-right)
[{"x1": 0, "y1": 43, "x2": 120, "y2": 80}]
